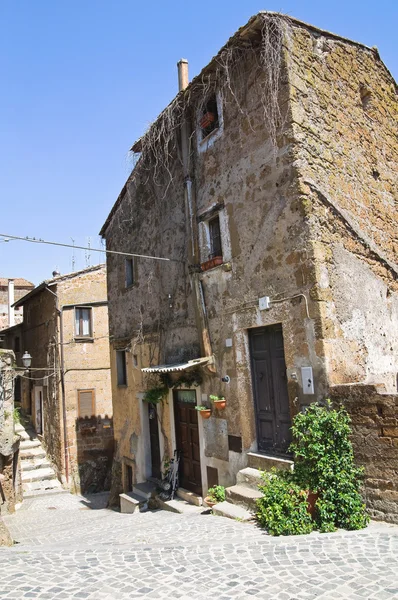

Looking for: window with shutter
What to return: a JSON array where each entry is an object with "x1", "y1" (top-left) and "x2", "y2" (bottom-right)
[{"x1": 78, "y1": 389, "x2": 95, "y2": 417}]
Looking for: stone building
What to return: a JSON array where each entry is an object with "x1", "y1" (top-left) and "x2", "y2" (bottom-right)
[
  {"x1": 0, "y1": 349, "x2": 22, "y2": 545},
  {"x1": 100, "y1": 14, "x2": 398, "y2": 521},
  {"x1": 2, "y1": 265, "x2": 114, "y2": 494},
  {"x1": 0, "y1": 278, "x2": 34, "y2": 332}
]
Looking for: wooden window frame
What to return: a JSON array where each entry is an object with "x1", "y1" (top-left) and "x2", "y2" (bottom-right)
[
  {"x1": 74, "y1": 306, "x2": 93, "y2": 339},
  {"x1": 77, "y1": 389, "x2": 96, "y2": 418}
]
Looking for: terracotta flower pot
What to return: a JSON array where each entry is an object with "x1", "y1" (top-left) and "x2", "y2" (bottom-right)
[
  {"x1": 204, "y1": 496, "x2": 216, "y2": 508},
  {"x1": 200, "y1": 112, "x2": 216, "y2": 129},
  {"x1": 213, "y1": 399, "x2": 226, "y2": 410},
  {"x1": 201, "y1": 256, "x2": 223, "y2": 272},
  {"x1": 199, "y1": 409, "x2": 211, "y2": 419}
]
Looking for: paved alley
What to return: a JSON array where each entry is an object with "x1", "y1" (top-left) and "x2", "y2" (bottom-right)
[{"x1": 1, "y1": 492, "x2": 398, "y2": 600}]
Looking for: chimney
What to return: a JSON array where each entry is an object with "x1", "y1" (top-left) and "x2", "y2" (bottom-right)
[
  {"x1": 8, "y1": 279, "x2": 15, "y2": 327},
  {"x1": 177, "y1": 59, "x2": 189, "y2": 92}
]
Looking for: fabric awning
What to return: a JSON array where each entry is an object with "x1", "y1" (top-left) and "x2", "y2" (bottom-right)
[{"x1": 141, "y1": 356, "x2": 213, "y2": 373}]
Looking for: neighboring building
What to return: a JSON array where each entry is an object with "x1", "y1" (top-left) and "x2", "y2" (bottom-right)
[
  {"x1": 100, "y1": 14, "x2": 398, "y2": 521},
  {"x1": 0, "y1": 278, "x2": 34, "y2": 332},
  {"x1": 0, "y1": 349, "x2": 22, "y2": 545},
  {"x1": 2, "y1": 265, "x2": 114, "y2": 494}
]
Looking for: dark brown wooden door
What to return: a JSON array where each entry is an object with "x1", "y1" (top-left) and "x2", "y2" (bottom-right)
[
  {"x1": 148, "y1": 404, "x2": 161, "y2": 479},
  {"x1": 249, "y1": 324, "x2": 292, "y2": 455},
  {"x1": 173, "y1": 390, "x2": 202, "y2": 495}
]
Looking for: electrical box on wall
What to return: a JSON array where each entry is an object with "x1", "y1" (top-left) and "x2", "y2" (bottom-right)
[
  {"x1": 301, "y1": 367, "x2": 314, "y2": 395},
  {"x1": 259, "y1": 296, "x2": 270, "y2": 310}
]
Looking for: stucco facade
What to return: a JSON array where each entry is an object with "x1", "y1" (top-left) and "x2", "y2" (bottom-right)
[
  {"x1": 3, "y1": 265, "x2": 114, "y2": 494},
  {"x1": 101, "y1": 14, "x2": 397, "y2": 521}
]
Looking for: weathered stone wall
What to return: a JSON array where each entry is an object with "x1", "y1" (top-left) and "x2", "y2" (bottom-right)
[
  {"x1": 330, "y1": 384, "x2": 398, "y2": 524},
  {"x1": 0, "y1": 349, "x2": 22, "y2": 545},
  {"x1": 287, "y1": 24, "x2": 398, "y2": 392}
]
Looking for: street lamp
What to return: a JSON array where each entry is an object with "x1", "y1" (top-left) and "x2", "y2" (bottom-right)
[{"x1": 21, "y1": 351, "x2": 32, "y2": 369}]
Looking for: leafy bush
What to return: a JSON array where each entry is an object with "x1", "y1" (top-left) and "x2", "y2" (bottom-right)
[
  {"x1": 207, "y1": 485, "x2": 226, "y2": 503},
  {"x1": 142, "y1": 386, "x2": 168, "y2": 405},
  {"x1": 290, "y1": 401, "x2": 369, "y2": 532},
  {"x1": 256, "y1": 470, "x2": 313, "y2": 536}
]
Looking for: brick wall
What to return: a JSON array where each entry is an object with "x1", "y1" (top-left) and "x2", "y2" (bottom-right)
[{"x1": 330, "y1": 384, "x2": 398, "y2": 524}]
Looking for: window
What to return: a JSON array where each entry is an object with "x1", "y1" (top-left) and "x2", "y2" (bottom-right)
[
  {"x1": 199, "y1": 95, "x2": 219, "y2": 139},
  {"x1": 209, "y1": 215, "x2": 222, "y2": 259},
  {"x1": 14, "y1": 336, "x2": 20, "y2": 352},
  {"x1": 125, "y1": 257, "x2": 134, "y2": 287},
  {"x1": 78, "y1": 389, "x2": 95, "y2": 417},
  {"x1": 197, "y1": 93, "x2": 223, "y2": 152},
  {"x1": 116, "y1": 350, "x2": 127, "y2": 386},
  {"x1": 75, "y1": 307, "x2": 92, "y2": 338}
]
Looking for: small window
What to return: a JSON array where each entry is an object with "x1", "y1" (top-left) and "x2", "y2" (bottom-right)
[
  {"x1": 116, "y1": 350, "x2": 127, "y2": 386},
  {"x1": 209, "y1": 215, "x2": 222, "y2": 259},
  {"x1": 75, "y1": 307, "x2": 92, "y2": 338},
  {"x1": 78, "y1": 389, "x2": 95, "y2": 417},
  {"x1": 125, "y1": 258, "x2": 134, "y2": 287},
  {"x1": 199, "y1": 95, "x2": 219, "y2": 139},
  {"x1": 14, "y1": 336, "x2": 20, "y2": 352}
]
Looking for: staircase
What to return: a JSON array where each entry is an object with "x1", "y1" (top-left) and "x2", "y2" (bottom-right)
[
  {"x1": 16, "y1": 421, "x2": 65, "y2": 498},
  {"x1": 212, "y1": 453, "x2": 294, "y2": 521}
]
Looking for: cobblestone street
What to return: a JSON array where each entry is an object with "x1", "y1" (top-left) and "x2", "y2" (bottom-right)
[{"x1": 1, "y1": 493, "x2": 398, "y2": 600}]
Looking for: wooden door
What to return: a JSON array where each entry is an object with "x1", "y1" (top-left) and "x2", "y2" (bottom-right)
[
  {"x1": 148, "y1": 404, "x2": 161, "y2": 479},
  {"x1": 173, "y1": 390, "x2": 202, "y2": 495},
  {"x1": 249, "y1": 325, "x2": 292, "y2": 455}
]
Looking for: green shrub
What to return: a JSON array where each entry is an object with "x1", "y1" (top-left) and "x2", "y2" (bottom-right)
[
  {"x1": 256, "y1": 470, "x2": 313, "y2": 536},
  {"x1": 290, "y1": 401, "x2": 369, "y2": 532},
  {"x1": 207, "y1": 485, "x2": 226, "y2": 503}
]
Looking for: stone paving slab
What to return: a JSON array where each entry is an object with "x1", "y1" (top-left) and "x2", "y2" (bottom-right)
[{"x1": 1, "y1": 492, "x2": 398, "y2": 599}]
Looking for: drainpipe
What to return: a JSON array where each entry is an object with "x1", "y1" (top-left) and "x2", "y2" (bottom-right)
[
  {"x1": 45, "y1": 286, "x2": 68, "y2": 483},
  {"x1": 7, "y1": 279, "x2": 15, "y2": 327},
  {"x1": 177, "y1": 59, "x2": 215, "y2": 370}
]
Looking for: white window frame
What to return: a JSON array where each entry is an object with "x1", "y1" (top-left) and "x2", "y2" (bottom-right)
[
  {"x1": 198, "y1": 207, "x2": 232, "y2": 265},
  {"x1": 196, "y1": 92, "x2": 224, "y2": 153},
  {"x1": 74, "y1": 306, "x2": 93, "y2": 339}
]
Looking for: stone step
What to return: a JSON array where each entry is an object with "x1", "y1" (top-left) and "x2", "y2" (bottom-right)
[
  {"x1": 226, "y1": 484, "x2": 263, "y2": 511},
  {"x1": 155, "y1": 496, "x2": 207, "y2": 515},
  {"x1": 17, "y1": 429, "x2": 36, "y2": 441},
  {"x1": 212, "y1": 501, "x2": 253, "y2": 522},
  {"x1": 23, "y1": 480, "x2": 65, "y2": 498},
  {"x1": 21, "y1": 457, "x2": 52, "y2": 472},
  {"x1": 21, "y1": 467, "x2": 57, "y2": 483},
  {"x1": 176, "y1": 487, "x2": 203, "y2": 506},
  {"x1": 247, "y1": 452, "x2": 294, "y2": 472},
  {"x1": 236, "y1": 467, "x2": 264, "y2": 490},
  {"x1": 133, "y1": 481, "x2": 156, "y2": 500},
  {"x1": 19, "y1": 439, "x2": 41, "y2": 450},
  {"x1": 20, "y1": 447, "x2": 46, "y2": 460},
  {"x1": 119, "y1": 492, "x2": 146, "y2": 514}
]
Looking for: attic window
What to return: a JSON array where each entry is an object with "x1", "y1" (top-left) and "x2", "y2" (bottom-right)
[{"x1": 199, "y1": 96, "x2": 219, "y2": 139}]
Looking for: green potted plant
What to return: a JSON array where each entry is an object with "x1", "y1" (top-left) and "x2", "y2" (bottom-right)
[
  {"x1": 195, "y1": 405, "x2": 211, "y2": 419},
  {"x1": 205, "y1": 485, "x2": 226, "y2": 508},
  {"x1": 209, "y1": 395, "x2": 226, "y2": 410}
]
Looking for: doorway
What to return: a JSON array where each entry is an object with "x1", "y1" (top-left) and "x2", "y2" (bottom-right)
[
  {"x1": 173, "y1": 389, "x2": 202, "y2": 495},
  {"x1": 249, "y1": 324, "x2": 292, "y2": 455},
  {"x1": 148, "y1": 403, "x2": 161, "y2": 479},
  {"x1": 34, "y1": 386, "x2": 44, "y2": 435}
]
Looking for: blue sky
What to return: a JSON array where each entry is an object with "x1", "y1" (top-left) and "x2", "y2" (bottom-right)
[{"x1": 1, "y1": 0, "x2": 396, "y2": 285}]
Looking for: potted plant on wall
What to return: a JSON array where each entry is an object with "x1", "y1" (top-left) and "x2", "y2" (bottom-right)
[
  {"x1": 204, "y1": 485, "x2": 226, "y2": 508},
  {"x1": 209, "y1": 395, "x2": 226, "y2": 410},
  {"x1": 195, "y1": 405, "x2": 211, "y2": 419}
]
